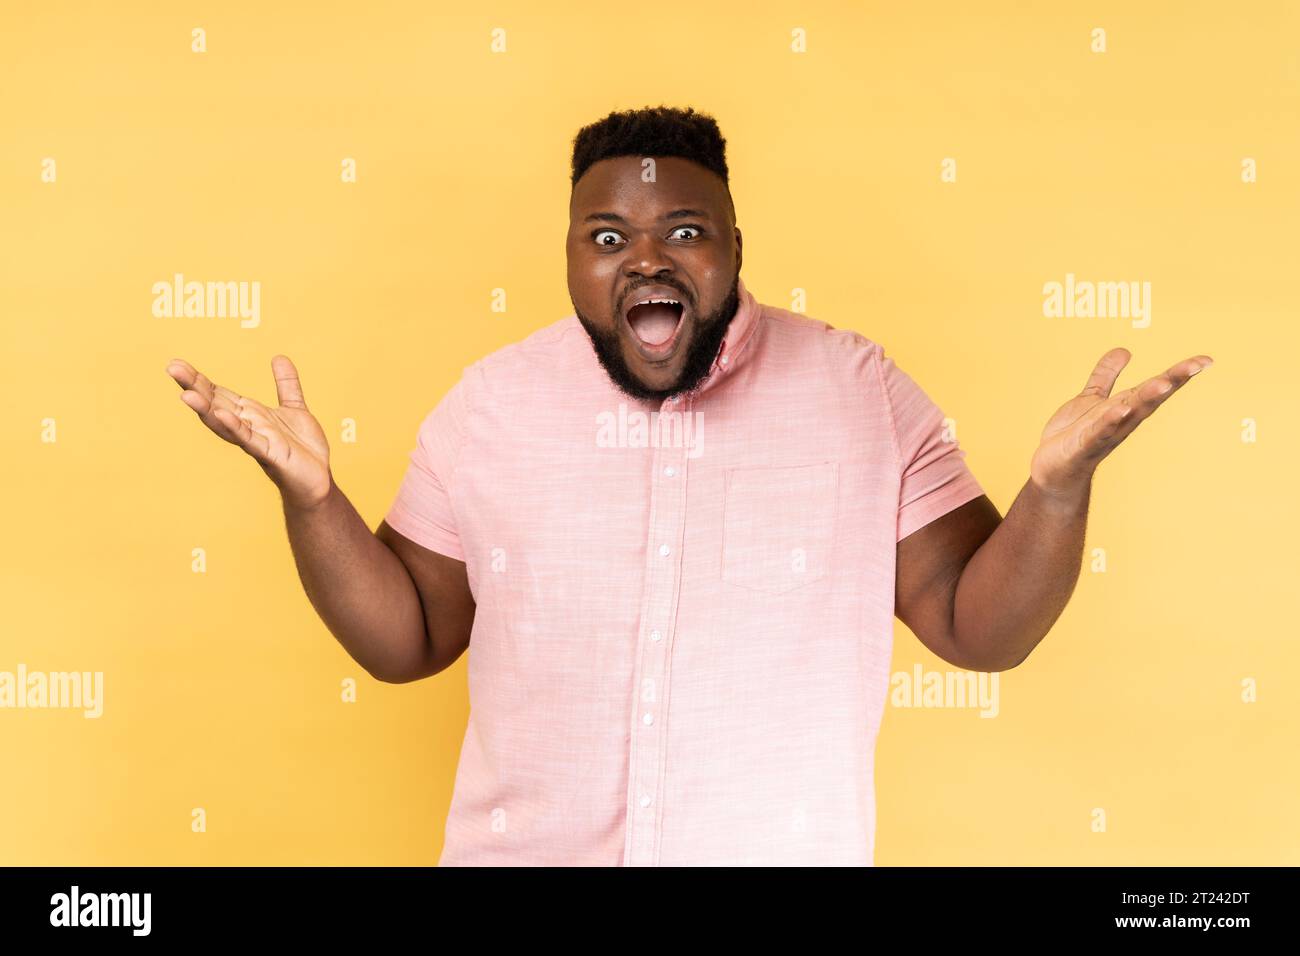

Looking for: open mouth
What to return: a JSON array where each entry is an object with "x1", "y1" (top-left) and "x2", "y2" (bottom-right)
[{"x1": 622, "y1": 296, "x2": 687, "y2": 361}]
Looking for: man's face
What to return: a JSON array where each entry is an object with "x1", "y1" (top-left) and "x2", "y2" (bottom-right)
[{"x1": 567, "y1": 155, "x2": 743, "y2": 403}]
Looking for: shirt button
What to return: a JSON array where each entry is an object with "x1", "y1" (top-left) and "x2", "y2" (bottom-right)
[
  {"x1": 663, "y1": 465, "x2": 676, "y2": 478},
  {"x1": 643, "y1": 712, "x2": 654, "y2": 725},
  {"x1": 720, "y1": 355, "x2": 729, "y2": 365},
  {"x1": 650, "y1": 629, "x2": 662, "y2": 642},
  {"x1": 640, "y1": 795, "x2": 652, "y2": 808},
  {"x1": 658, "y1": 544, "x2": 670, "y2": 557}
]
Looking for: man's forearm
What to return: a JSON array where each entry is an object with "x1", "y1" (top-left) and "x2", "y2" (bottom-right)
[
  {"x1": 949, "y1": 477, "x2": 1091, "y2": 670},
  {"x1": 282, "y1": 477, "x2": 432, "y2": 682}
]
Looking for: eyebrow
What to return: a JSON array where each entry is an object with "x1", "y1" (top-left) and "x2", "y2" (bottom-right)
[{"x1": 582, "y1": 208, "x2": 710, "y2": 224}]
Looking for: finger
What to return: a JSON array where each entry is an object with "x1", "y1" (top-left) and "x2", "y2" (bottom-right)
[
  {"x1": 1118, "y1": 354, "x2": 1215, "y2": 412},
  {"x1": 176, "y1": 380, "x2": 240, "y2": 423},
  {"x1": 271, "y1": 355, "x2": 308, "y2": 409},
  {"x1": 1076, "y1": 353, "x2": 1215, "y2": 453},
  {"x1": 165, "y1": 359, "x2": 242, "y2": 404},
  {"x1": 211, "y1": 405, "x2": 272, "y2": 462},
  {"x1": 179, "y1": 387, "x2": 252, "y2": 447},
  {"x1": 1079, "y1": 347, "x2": 1131, "y2": 399},
  {"x1": 166, "y1": 359, "x2": 206, "y2": 399}
]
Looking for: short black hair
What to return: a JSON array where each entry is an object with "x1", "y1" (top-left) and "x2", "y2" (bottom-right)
[{"x1": 570, "y1": 105, "x2": 733, "y2": 213}]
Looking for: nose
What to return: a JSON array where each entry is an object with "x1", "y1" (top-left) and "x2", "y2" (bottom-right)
[{"x1": 622, "y1": 232, "x2": 675, "y2": 278}]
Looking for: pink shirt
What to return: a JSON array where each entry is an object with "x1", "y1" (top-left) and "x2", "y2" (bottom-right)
[{"x1": 385, "y1": 276, "x2": 985, "y2": 865}]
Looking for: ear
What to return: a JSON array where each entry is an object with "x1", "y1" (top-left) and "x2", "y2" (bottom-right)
[{"x1": 734, "y1": 227, "x2": 743, "y2": 274}]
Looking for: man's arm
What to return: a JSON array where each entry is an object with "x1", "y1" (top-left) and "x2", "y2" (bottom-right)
[
  {"x1": 375, "y1": 519, "x2": 476, "y2": 678},
  {"x1": 895, "y1": 483, "x2": 1086, "y2": 672},
  {"x1": 282, "y1": 482, "x2": 475, "y2": 684},
  {"x1": 895, "y1": 348, "x2": 1212, "y2": 672},
  {"x1": 895, "y1": 494, "x2": 1002, "y2": 670}
]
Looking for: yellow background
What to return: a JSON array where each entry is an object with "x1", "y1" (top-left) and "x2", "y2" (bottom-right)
[{"x1": 1, "y1": 1, "x2": 1295, "y2": 865}]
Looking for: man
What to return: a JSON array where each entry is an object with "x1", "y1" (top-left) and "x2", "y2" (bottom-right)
[{"x1": 165, "y1": 105, "x2": 1212, "y2": 866}]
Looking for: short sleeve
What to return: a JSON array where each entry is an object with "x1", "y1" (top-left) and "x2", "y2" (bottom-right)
[
  {"x1": 383, "y1": 368, "x2": 476, "y2": 561},
  {"x1": 878, "y1": 347, "x2": 986, "y2": 543}
]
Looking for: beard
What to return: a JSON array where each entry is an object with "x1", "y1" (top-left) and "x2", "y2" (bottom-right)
[{"x1": 574, "y1": 274, "x2": 741, "y2": 404}]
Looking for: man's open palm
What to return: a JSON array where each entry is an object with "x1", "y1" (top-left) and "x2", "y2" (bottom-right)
[
  {"x1": 166, "y1": 354, "x2": 333, "y2": 509},
  {"x1": 1030, "y1": 347, "x2": 1214, "y2": 498}
]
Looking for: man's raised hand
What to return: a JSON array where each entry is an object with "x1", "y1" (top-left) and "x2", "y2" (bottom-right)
[
  {"x1": 1029, "y1": 347, "x2": 1214, "y2": 501},
  {"x1": 165, "y1": 354, "x2": 333, "y2": 509}
]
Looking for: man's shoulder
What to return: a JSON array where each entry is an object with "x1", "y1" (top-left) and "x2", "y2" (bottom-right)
[
  {"x1": 453, "y1": 313, "x2": 595, "y2": 402},
  {"x1": 451, "y1": 314, "x2": 585, "y2": 380},
  {"x1": 756, "y1": 301, "x2": 885, "y2": 373},
  {"x1": 475, "y1": 314, "x2": 586, "y2": 369}
]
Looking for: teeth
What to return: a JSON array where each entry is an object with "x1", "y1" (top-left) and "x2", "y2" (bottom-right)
[{"x1": 633, "y1": 297, "x2": 680, "y2": 306}]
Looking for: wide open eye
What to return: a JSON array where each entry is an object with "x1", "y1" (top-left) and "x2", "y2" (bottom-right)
[
  {"x1": 593, "y1": 230, "x2": 624, "y2": 247},
  {"x1": 671, "y1": 226, "x2": 701, "y2": 240}
]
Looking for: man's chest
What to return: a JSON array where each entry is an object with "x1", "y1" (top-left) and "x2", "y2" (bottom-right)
[{"x1": 450, "y1": 389, "x2": 901, "y2": 614}]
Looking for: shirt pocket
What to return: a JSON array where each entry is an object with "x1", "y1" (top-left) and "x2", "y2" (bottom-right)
[{"x1": 721, "y1": 461, "x2": 839, "y2": 596}]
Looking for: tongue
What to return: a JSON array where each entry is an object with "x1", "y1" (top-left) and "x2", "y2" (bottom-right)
[{"x1": 627, "y1": 303, "x2": 680, "y2": 346}]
